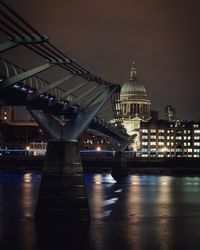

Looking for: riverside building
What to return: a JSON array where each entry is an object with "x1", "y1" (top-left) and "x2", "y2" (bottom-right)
[{"x1": 140, "y1": 119, "x2": 200, "y2": 158}]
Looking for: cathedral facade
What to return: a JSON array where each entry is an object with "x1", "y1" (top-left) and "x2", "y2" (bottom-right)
[{"x1": 120, "y1": 62, "x2": 151, "y2": 149}]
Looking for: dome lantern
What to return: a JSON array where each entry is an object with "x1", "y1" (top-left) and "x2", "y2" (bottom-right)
[{"x1": 129, "y1": 61, "x2": 137, "y2": 81}]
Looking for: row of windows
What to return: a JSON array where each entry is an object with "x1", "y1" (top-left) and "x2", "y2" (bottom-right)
[
  {"x1": 141, "y1": 149, "x2": 200, "y2": 154},
  {"x1": 142, "y1": 129, "x2": 200, "y2": 134},
  {"x1": 141, "y1": 147, "x2": 200, "y2": 152},
  {"x1": 141, "y1": 154, "x2": 200, "y2": 158},
  {"x1": 142, "y1": 135, "x2": 200, "y2": 141},
  {"x1": 142, "y1": 141, "x2": 200, "y2": 146},
  {"x1": 84, "y1": 139, "x2": 109, "y2": 144}
]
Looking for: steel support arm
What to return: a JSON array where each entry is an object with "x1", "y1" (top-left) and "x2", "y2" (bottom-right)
[
  {"x1": 57, "y1": 80, "x2": 90, "y2": 101},
  {"x1": 28, "y1": 109, "x2": 63, "y2": 140},
  {"x1": 70, "y1": 85, "x2": 98, "y2": 105},
  {"x1": 82, "y1": 87, "x2": 107, "y2": 110},
  {"x1": 0, "y1": 40, "x2": 19, "y2": 53},
  {"x1": 30, "y1": 74, "x2": 75, "y2": 100},
  {"x1": 0, "y1": 62, "x2": 54, "y2": 90},
  {"x1": 0, "y1": 34, "x2": 48, "y2": 53},
  {"x1": 62, "y1": 86, "x2": 117, "y2": 140}
]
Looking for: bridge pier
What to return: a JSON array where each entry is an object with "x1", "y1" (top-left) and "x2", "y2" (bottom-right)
[
  {"x1": 110, "y1": 136, "x2": 136, "y2": 181},
  {"x1": 36, "y1": 140, "x2": 90, "y2": 222},
  {"x1": 111, "y1": 151, "x2": 129, "y2": 181},
  {"x1": 28, "y1": 87, "x2": 119, "y2": 222}
]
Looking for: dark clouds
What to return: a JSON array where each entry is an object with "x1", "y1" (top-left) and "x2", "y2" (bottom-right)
[{"x1": 5, "y1": 0, "x2": 200, "y2": 120}]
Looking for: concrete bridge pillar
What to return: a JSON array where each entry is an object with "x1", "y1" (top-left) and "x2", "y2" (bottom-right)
[
  {"x1": 111, "y1": 151, "x2": 129, "y2": 181},
  {"x1": 110, "y1": 136, "x2": 136, "y2": 181},
  {"x1": 36, "y1": 140, "x2": 90, "y2": 222}
]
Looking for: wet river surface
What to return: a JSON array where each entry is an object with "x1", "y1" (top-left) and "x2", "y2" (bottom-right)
[{"x1": 1, "y1": 172, "x2": 200, "y2": 249}]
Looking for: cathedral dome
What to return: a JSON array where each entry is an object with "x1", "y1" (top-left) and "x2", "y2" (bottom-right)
[
  {"x1": 120, "y1": 62, "x2": 147, "y2": 96},
  {"x1": 121, "y1": 79, "x2": 147, "y2": 95},
  {"x1": 120, "y1": 61, "x2": 151, "y2": 122}
]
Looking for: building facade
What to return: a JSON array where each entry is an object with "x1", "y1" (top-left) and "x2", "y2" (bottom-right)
[
  {"x1": 140, "y1": 119, "x2": 200, "y2": 158},
  {"x1": 120, "y1": 62, "x2": 151, "y2": 149}
]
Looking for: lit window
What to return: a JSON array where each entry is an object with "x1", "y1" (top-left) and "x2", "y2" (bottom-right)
[
  {"x1": 150, "y1": 129, "x2": 156, "y2": 133},
  {"x1": 142, "y1": 135, "x2": 148, "y2": 139},
  {"x1": 184, "y1": 142, "x2": 187, "y2": 146},
  {"x1": 142, "y1": 142, "x2": 148, "y2": 145},
  {"x1": 158, "y1": 142, "x2": 164, "y2": 146},
  {"x1": 171, "y1": 136, "x2": 174, "y2": 139},
  {"x1": 142, "y1": 129, "x2": 148, "y2": 133},
  {"x1": 150, "y1": 142, "x2": 156, "y2": 145},
  {"x1": 167, "y1": 136, "x2": 170, "y2": 140},
  {"x1": 158, "y1": 129, "x2": 164, "y2": 133},
  {"x1": 167, "y1": 130, "x2": 170, "y2": 134},
  {"x1": 193, "y1": 124, "x2": 199, "y2": 128},
  {"x1": 188, "y1": 142, "x2": 191, "y2": 146},
  {"x1": 194, "y1": 136, "x2": 200, "y2": 140},
  {"x1": 194, "y1": 149, "x2": 200, "y2": 152},
  {"x1": 188, "y1": 136, "x2": 191, "y2": 140},
  {"x1": 176, "y1": 136, "x2": 182, "y2": 140},
  {"x1": 171, "y1": 142, "x2": 174, "y2": 146},
  {"x1": 188, "y1": 149, "x2": 193, "y2": 152},
  {"x1": 194, "y1": 130, "x2": 200, "y2": 134},
  {"x1": 194, "y1": 142, "x2": 200, "y2": 146},
  {"x1": 158, "y1": 136, "x2": 164, "y2": 140},
  {"x1": 141, "y1": 154, "x2": 148, "y2": 157},
  {"x1": 167, "y1": 142, "x2": 170, "y2": 146},
  {"x1": 150, "y1": 135, "x2": 156, "y2": 139}
]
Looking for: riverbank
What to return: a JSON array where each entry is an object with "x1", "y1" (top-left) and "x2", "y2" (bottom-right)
[{"x1": 0, "y1": 155, "x2": 200, "y2": 175}]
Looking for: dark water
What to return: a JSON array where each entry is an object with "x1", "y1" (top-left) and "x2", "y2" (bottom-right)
[{"x1": 1, "y1": 172, "x2": 200, "y2": 249}]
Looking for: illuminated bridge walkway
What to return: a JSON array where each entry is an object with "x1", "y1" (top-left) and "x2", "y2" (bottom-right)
[{"x1": 0, "y1": 1, "x2": 133, "y2": 221}]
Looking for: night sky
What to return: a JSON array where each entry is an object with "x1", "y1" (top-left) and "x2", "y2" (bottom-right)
[{"x1": 4, "y1": 0, "x2": 200, "y2": 120}]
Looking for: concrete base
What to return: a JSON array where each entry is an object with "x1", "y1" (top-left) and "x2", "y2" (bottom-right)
[
  {"x1": 111, "y1": 151, "x2": 129, "y2": 181},
  {"x1": 35, "y1": 140, "x2": 90, "y2": 222}
]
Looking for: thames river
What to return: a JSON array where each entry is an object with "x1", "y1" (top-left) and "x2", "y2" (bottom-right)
[{"x1": 1, "y1": 172, "x2": 200, "y2": 249}]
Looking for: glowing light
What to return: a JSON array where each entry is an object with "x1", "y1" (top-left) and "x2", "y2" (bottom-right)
[
  {"x1": 21, "y1": 86, "x2": 27, "y2": 91},
  {"x1": 161, "y1": 147, "x2": 168, "y2": 152},
  {"x1": 96, "y1": 146, "x2": 101, "y2": 151},
  {"x1": 26, "y1": 146, "x2": 30, "y2": 151},
  {"x1": 24, "y1": 173, "x2": 32, "y2": 183}
]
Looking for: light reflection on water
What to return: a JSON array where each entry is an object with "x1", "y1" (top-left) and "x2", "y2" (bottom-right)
[
  {"x1": 86, "y1": 173, "x2": 200, "y2": 220},
  {"x1": 1, "y1": 172, "x2": 200, "y2": 249},
  {"x1": 2, "y1": 172, "x2": 200, "y2": 221}
]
